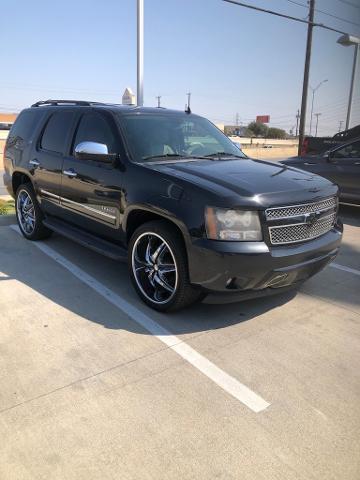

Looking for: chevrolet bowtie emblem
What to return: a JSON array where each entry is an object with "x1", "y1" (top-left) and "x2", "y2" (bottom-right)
[{"x1": 304, "y1": 211, "x2": 321, "y2": 225}]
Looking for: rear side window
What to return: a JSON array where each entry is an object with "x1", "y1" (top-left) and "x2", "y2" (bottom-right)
[
  {"x1": 40, "y1": 111, "x2": 75, "y2": 154},
  {"x1": 333, "y1": 141, "x2": 360, "y2": 159},
  {"x1": 8, "y1": 110, "x2": 41, "y2": 144},
  {"x1": 73, "y1": 112, "x2": 118, "y2": 154}
]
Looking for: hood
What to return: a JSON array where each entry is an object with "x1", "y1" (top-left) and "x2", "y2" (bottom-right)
[
  {"x1": 281, "y1": 155, "x2": 320, "y2": 164},
  {"x1": 143, "y1": 158, "x2": 336, "y2": 206}
]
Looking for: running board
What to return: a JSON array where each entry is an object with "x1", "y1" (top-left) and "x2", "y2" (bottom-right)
[{"x1": 42, "y1": 217, "x2": 127, "y2": 261}]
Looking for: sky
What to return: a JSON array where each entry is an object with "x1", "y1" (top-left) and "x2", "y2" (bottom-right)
[{"x1": 1, "y1": 0, "x2": 359, "y2": 136}]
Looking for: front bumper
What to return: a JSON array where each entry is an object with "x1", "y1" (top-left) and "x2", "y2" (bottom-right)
[{"x1": 188, "y1": 222, "x2": 343, "y2": 295}]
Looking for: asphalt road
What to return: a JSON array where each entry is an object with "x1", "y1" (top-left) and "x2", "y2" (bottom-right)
[{"x1": 0, "y1": 206, "x2": 359, "y2": 479}]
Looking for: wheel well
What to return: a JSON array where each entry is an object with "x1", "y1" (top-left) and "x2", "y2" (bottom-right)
[
  {"x1": 12, "y1": 172, "x2": 32, "y2": 195},
  {"x1": 126, "y1": 210, "x2": 187, "y2": 247}
]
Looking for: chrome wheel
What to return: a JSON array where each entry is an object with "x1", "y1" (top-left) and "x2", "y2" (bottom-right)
[
  {"x1": 17, "y1": 189, "x2": 36, "y2": 235},
  {"x1": 132, "y1": 232, "x2": 178, "y2": 305}
]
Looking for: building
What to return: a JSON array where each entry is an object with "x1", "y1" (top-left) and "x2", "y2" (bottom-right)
[
  {"x1": 224, "y1": 125, "x2": 248, "y2": 137},
  {"x1": 122, "y1": 88, "x2": 136, "y2": 105},
  {"x1": 0, "y1": 113, "x2": 17, "y2": 129}
]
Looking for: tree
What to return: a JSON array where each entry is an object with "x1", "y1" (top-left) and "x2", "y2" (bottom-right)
[
  {"x1": 246, "y1": 121, "x2": 268, "y2": 138},
  {"x1": 266, "y1": 127, "x2": 287, "y2": 139}
]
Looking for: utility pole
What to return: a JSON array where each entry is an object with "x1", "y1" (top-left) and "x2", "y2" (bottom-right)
[
  {"x1": 186, "y1": 92, "x2": 191, "y2": 112},
  {"x1": 156, "y1": 95, "x2": 161, "y2": 108},
  {"x1": 345, "y1": 44, "x2": 359, "y2": 129},
  {"x1": 298, "y1": 0, "x2": 315, "y2": 155},
  {"x1": 338, "y1": 120, "x2": 344, "y2": 133},
  {"x1": 137, "y1": 0, "x2": 144, "y2": 106},
  {"x1": 309, "y1": 79, "x2": 328, "y2": 135},
  {"x1": 314, "y1": 113, "x2": 321, "y2": 136},
  {"x1": 235, "y1": 112, "x2": 240, "y2": 126},
  {"x1": 295, "y1": 109, "x2": 300, "y2": 137},
  {"x1": 309, "y1": 88, "x2": 315, "y2": 136},
  {"x1": 337, "y1": 35, "x2": 360, "y2": 130}
]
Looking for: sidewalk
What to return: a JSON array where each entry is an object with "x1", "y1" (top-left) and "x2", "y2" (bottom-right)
[{"x1": 0, "y1": 168, "x2": 11, "y2": 199}]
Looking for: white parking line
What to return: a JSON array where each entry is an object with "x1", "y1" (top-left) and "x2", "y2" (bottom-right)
[
  {"x1": 10, "y1": 225, "x2": 270, "y2": 413},
  {"x1": 330, "y1": 263, "x2": 360, "y2": 277}
]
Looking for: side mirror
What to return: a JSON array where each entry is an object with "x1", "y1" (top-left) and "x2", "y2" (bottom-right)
[{"x1": 74, "y1": 141, "x2": 116, "y2": 163}]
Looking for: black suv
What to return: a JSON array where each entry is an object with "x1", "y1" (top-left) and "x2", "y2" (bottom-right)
[{"x1": 3, "y1": 100, "x2": 343, "y2": 311}]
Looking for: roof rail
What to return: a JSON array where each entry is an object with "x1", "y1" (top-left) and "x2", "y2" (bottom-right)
[{"x1": 31, "y1": 99, "x2": 103, "y2": 108}]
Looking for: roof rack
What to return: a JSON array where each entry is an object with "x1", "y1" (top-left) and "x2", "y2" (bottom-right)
[{"x1": 31, "y1": 99, "x2": 105, "y2": 108}]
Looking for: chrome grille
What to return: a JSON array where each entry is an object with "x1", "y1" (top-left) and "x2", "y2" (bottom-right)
[
  {"x1": 269, "y1": 213, "x2": 336, "y2": 245},
  {"x1": 265, "y1": 196, "x2": 337, "y2": 220}
]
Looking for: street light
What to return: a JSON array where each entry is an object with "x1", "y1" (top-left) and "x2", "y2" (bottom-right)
[
  {"x1": 137, "y1": 0, "x2": 144, "y2": 106},
  {"x1": 337, "y1": 34, "x2": 360, "y2": 130},
  {"x1": 309, "y1": 79, "x2": 328, "y2": 136},
  {"x1": 314, "y1": 113, "x2": 321, "y2": 137}
]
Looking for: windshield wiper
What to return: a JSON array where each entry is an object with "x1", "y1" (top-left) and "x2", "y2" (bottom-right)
[
  {"x1": 142, "y1": 154, "x2": 209, "y2": 161},
  {"x1": 205, "y1": 152, "x2": 246, "y2": 159},
  {"x1": 142, "y1": 154, "x2": 184, "y2": 161}
]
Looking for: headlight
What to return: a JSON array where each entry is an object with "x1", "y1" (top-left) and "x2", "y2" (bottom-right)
[{"x1": 205, "y1": 207, "x2": 262, "y2": 241}]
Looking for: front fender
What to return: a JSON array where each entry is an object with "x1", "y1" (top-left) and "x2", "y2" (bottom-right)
[{"x1": 123, "y1": 202, "x2": 193, "y2": 247}]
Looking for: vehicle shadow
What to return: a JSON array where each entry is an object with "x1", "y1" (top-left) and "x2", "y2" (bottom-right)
[
  {"x1": 300, "y1": 237, "x2": 360, "y2": 309},
  {"x1": 164, "y1": 290, "x2": 298, "y2": 335},
  {"x1": 0, "y1": 223, "x2": 298, "y2": 336}
]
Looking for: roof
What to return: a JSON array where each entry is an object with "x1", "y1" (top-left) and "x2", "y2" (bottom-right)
[{"x1": 29, "y1": 100, "x2": 188, "y2": 116}]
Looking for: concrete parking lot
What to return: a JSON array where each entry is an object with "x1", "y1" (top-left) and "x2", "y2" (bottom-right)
[{"x1": 0, "y1": 206, "x2": 359, "y2": 480}]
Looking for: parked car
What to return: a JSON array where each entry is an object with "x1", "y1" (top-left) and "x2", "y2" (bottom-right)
[
  {"x1": 301, "y1": 124, "x2": 360, "y2": 156},
  {"x1": 3, "y1": 100, "x2": 342, "y2": 311},
  {"x1": 281, "y1": 138, "x2": 360, "y2": 206}
]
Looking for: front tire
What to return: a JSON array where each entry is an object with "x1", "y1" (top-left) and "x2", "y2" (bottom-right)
[
  {"x1": 128, "y1": 221, "x2": 203, "y2": 312},
  {"x1": 16, "y1": 184, "x2": 52, "y2": 240}
]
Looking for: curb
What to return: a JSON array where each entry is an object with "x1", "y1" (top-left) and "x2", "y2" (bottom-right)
[{"x1": 0, "y1": 215, "x2": 16, "y2": 226}]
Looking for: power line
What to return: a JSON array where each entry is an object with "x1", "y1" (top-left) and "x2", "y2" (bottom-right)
[
  {"x1": 315, "y1": 9, "x2": 360, "y2": 28},
  {"x1": 283, "y1": 0, "x2": 360, "y2": 27},
  {"x1": 222, "y1": 0, "x2": 354, "y2": 35},
  {"x1": 335, "y1": 0, "x2": 360, "y2": 10}
]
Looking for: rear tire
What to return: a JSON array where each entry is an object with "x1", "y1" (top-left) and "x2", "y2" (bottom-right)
[
  {"x1": 16, "y1": 184, "x2": 52, "y2": 240},
  {"x1": 128, "y1": 220, "x2": 203, "y2": 312}
]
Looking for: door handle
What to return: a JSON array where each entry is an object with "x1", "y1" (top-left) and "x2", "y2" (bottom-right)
[
  {"x1": 304, "y1": 162, "x2": 316, "y2": 165},
  {"x1": 29, "y1": 159, "x2": 40, "y2": 167},
  {"x1": 355, "y1": 161, "x2": 360, "y2": 165},
  {"x1": 63, "y1": 169, "x2": 77, "y2": 178}
]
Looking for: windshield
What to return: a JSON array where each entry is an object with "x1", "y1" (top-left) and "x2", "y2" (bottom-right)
[{"x1": 118, "y1": 113, "x2": 247, "y2": 162}]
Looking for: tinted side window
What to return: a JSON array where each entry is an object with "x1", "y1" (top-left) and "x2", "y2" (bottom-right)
[
  {"x1": 40, "y1": 111, "x2": 75, "y2": 154},
  {"x1": 333, "y1": 141, "x2": 360, "y2": 159},
  {"x1": 8, "y1": 110, "x2": 42, "y2": 145},
  {"x1": 73, "y1": 113, "x2": 118, "y2": 154}
]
